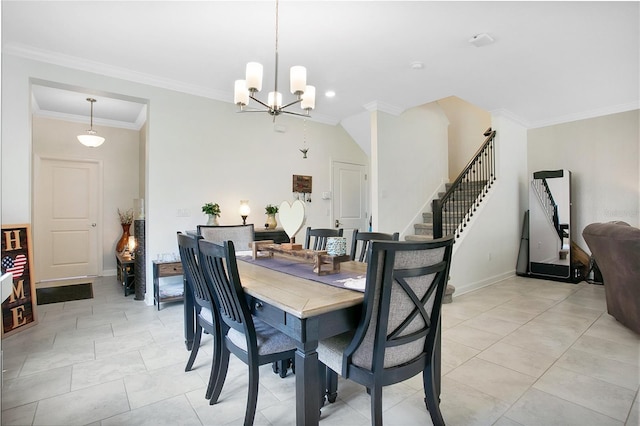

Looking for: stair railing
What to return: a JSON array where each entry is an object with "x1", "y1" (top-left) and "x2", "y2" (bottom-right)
[{"x1": 432, "y1": 129, "x2": 496, "y2": 239}]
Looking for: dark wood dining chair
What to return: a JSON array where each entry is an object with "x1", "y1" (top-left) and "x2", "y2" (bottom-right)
[
  {"x1": 176, "y1": 232, "x2": 222, "y2": 401},
  {"x1": 197, "y1": 224, "x2": 255, "y2": 253},
  {"x1": 350, "y1": 229, "x2": 400, "y2": 262},
  {"x1": 318, "y1": 237, "x2": 454, "y2": 426},
  {"x1": 198, "y1": 239, "x2": 298, "y2": 426},
  {"x1": 304, "y1": 226, "x2": 343, "y2": 250}
]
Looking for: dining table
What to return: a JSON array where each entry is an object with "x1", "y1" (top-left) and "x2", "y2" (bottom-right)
[{"x1": 182, "y1": 252, "x2": 442, "y2": 426}]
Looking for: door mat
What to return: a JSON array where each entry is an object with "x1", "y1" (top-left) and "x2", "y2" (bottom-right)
[{"x1": 36, "y1": 283, "x2": 93, "y2": 305}]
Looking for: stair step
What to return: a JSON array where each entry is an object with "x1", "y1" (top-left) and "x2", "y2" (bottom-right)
[
  {"x1": 405, "y1": 234, "x2": 434, "y2": 242},
  {"x1": 445, "y1": 180, "x2": 487, "y2": 190},
  {"x1": 413, "y1": 223, "x2": 433, "y2": 235}
]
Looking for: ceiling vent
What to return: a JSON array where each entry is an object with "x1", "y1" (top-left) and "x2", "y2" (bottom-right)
[{"x1": 469, "y1": 33, "x2": 494, "y2": 47}]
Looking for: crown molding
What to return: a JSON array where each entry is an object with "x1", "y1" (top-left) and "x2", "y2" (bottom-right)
[
  {"x1": 32, "y1": 110, "x2": 142, "y2": 131},
  {"x1": 5, "y1": 43, "x2": 340, "y2": 127},
  {"x1": 527, "y1": 101, "x2": 640, "y2": 129},
  {"x1": 363, "y1": 101, "x2": 405, "y2": 116}
]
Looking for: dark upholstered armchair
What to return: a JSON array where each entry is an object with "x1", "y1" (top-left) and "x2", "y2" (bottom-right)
[{"x1": 582, "y1": 221, "x2": 640, "y2": 334}]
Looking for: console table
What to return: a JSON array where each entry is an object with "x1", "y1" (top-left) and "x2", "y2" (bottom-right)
[
  {"x1": 153, "y1": 260, "x2": 184, "y2": 310},
  {"x1": 115, "y1": 252, "x2": 135, "y2": 296},
  {"x1": 254, "y1": 227, "x2": 289, "y2": 244}
]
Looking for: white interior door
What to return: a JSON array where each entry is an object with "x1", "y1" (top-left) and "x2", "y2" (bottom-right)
[
  {"x1": 34, "y1": 158, "x2": 100, "y2": 282},
  {"x1": 332, "y1": 161, "x2": 368, "y2": 252}
]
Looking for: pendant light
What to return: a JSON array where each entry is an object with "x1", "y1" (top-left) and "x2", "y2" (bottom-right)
[
  {"x1": 77, "y1": 98, "x2": 105, "y2": 147},
  {"x1": 233, "y1": 0, "x2": 315, "y2": 120}
]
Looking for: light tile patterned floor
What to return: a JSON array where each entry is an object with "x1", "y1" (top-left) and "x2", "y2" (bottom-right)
[{"x1": 1, "y1": 275, "x2": 638, "y2": 425}]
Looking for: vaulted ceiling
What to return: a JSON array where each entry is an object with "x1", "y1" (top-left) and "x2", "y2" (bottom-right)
[{"x1": 3, "y1": 1, "x2": 638, "y2": 129}]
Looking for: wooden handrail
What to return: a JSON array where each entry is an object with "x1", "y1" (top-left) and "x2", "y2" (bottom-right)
[{"x1": 433, "y1": 130, "x2": 496, "y2": 239}]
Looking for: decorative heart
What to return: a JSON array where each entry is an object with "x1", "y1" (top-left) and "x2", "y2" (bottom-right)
[{"x1": 279, "y1": 200, "x2": 306, "y2": 242}]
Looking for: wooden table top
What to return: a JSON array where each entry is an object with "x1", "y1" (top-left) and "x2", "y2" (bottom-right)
[{"x1": 237, "y1": 259, "x2": 366, "y2": 319}]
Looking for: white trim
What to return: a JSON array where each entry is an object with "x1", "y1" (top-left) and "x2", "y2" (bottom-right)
[
  {"x1": 6, "y1": 43, "x2": 340, "y2": 126},
  {"x1": 363, "y1": 101, "x2": 404, "y2": 116},
  {"x1": 453, "y1": 270, "x2": 516, "y2": 297}
]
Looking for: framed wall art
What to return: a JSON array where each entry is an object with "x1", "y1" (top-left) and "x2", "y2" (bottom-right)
[{"x1": 1, "y1": 224, "x2": 38, "y2": 337}]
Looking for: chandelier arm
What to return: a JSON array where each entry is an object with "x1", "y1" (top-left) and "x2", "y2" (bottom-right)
[
  {"x1": 236, "y1": 109, "x2": 271, "y2": 113},
  {"x1": 248, "y1": 95, "x2": 272, "y2": 109},
  {"x1": 280, "y1": 98, "x2": 303, "y2": 110},
  {"x1": 279, "y1": 110, "x2": 311, "y2": 118}
]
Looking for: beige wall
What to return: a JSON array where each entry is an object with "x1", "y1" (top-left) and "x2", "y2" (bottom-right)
[
  {"x1": 2, "y1": 55, "x2": 368, "y2": 301},
  {"x1": 438, "y1": 96, "x2": 492, "y2": 181},
  {"x1": 528, "y1": 110, "x2": 640, "y2": 251},
  {"x1": 374, "y1": 103, "x2": 449, "y2": 236},
  {"x1": 32, "y1": 116, "x2": 142, "y2": 272}
]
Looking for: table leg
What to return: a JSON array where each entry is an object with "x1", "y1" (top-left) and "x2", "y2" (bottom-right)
[{"x1": 295, "y1": 344, "x2": 321, "y2": 426}]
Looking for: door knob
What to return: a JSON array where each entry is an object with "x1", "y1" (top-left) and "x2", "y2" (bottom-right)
[
  {"x1": 91, "y1": 223, "x2": 97, "y2": 227},
  {"x1": 335, "y1": 219, "x2": 342, "y2": 228}
]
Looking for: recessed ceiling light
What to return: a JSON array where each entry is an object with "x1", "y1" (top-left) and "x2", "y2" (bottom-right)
[
  {"x1": 411, "y1": 61, "x2": 424, "y2": 70},
  {"x1": 325, "y1": 90, "x2": 336, "y2": 98}
]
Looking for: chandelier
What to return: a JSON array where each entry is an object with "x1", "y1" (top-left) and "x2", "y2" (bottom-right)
[
  {"x1": 77, "y1": 98, "x2": 105, "y2": 147},
  {"x1": 233, "y1": 0, "x2": 315, "y2": 119}
]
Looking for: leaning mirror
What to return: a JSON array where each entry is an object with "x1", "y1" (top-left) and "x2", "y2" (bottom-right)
[{"x1": 529, "y1": 169, "x2": 571, "y2": 280}]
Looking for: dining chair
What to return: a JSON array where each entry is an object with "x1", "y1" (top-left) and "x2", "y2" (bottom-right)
[
  {"x1": 318, "y1": 236, "x2": 454, "y2": 426},
  {"x1": 304, "y1": 226, "x2": 343, "y2": 250},
  {"x1": 198, "y1": 239, "x2": 298, "y2": 425},
  {"x1": 350, "y1": 229, "x2": 400, "y2": 262},
  {"x1": 176, "y1": 232, "x2": 222, "y2": 401},
  {"x1": 197, "y1": 224, "x2": 255, "y2": 253}
]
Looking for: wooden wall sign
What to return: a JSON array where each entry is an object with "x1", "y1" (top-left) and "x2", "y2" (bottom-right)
[
  {"x1": 1, "y1": 224, "x2": 38, "y2": 337},
  {"x1": 292, "y1": 174, "x2": 312, "y2": 193}
]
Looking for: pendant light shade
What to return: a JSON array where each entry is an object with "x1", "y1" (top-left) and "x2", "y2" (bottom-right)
[{"x1": 77, "y1": 98, "x2": 105, "y2": 147}]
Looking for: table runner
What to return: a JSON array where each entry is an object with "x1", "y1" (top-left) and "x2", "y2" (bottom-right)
[{"x1": 237, "y1": 254, "x2": 366, "y2": 292}]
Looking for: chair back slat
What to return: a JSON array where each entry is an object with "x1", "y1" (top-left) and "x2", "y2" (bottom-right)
[
  {"x1": 177, "y1": 232, "x2": 214, "y2": 312},
  {"x1": 304, "y1": 227, "x2": 343, "y2": 250},
  {"x1": 198, "y1": 239, "x2": 255, "y2": 337},
  {"x1": 350, "y1": 230, "x2": 400, "y2": 262},
  {"x1": 344, "y1": 237, "x2": 453, "y2": 373}
]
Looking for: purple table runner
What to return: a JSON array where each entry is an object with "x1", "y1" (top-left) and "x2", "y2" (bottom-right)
[{"x1": 237, "y1": 255, "x2": 366, "y2": 292}]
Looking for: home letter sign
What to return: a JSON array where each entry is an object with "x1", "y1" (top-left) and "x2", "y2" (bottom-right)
[{"x1": 1, "y1": 224, "x2": 38, "y2": 337}]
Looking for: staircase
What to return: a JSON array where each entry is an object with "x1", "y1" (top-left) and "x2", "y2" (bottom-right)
[
  {"x1": 404, "y1": 129, "x2": 497, "y2": 303},
  {"x1": 406, "y1": 180, "x2": 488, "y2": 241}
]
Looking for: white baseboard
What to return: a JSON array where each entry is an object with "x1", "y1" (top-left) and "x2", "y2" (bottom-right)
[{"x1": 452, "y1": 270, "x2": 516, "y2": 297}]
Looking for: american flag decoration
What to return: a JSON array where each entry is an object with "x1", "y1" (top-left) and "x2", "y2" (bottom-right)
[{"x1": 1, "y1": 254, "x2": 27, "y2": 278}]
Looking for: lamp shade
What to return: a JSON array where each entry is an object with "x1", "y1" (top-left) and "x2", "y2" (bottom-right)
[
  {"x1": 239, "y1": 200, "x2": 251, "y2": 216},
  {"x1": 246, "y1": 62, "x2": 263, "y2": 92},
  {"x1": 77, "y1": 133, "x2": 105, "y2": 147},
  {"x1": 234, "y1": 80, "x2": 249, "y2": 106},
  {"x1": 268, "y1": 91, "x2": 283, "y2": 109},
  {"x1": 290, "y1": 66, "x2": 307, "y2": 95},
  {"x1": 301, "y1": 85, "x2": 316, "y2": 111}
]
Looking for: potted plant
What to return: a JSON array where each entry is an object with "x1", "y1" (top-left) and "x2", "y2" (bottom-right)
[
  {"x1": 202, "y1": 202, "x2": 221, "y2": 226},
  {"x1": 265, "y1": 204, "x2": 279, "y2": 229},
  {"x1": 116, "y1": 208, "x2": 134, "y2": 252}
]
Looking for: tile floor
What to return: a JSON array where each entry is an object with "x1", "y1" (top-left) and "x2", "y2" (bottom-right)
[{"x1": 1, "y1": 275, "x2": 638, "y2": 425}]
